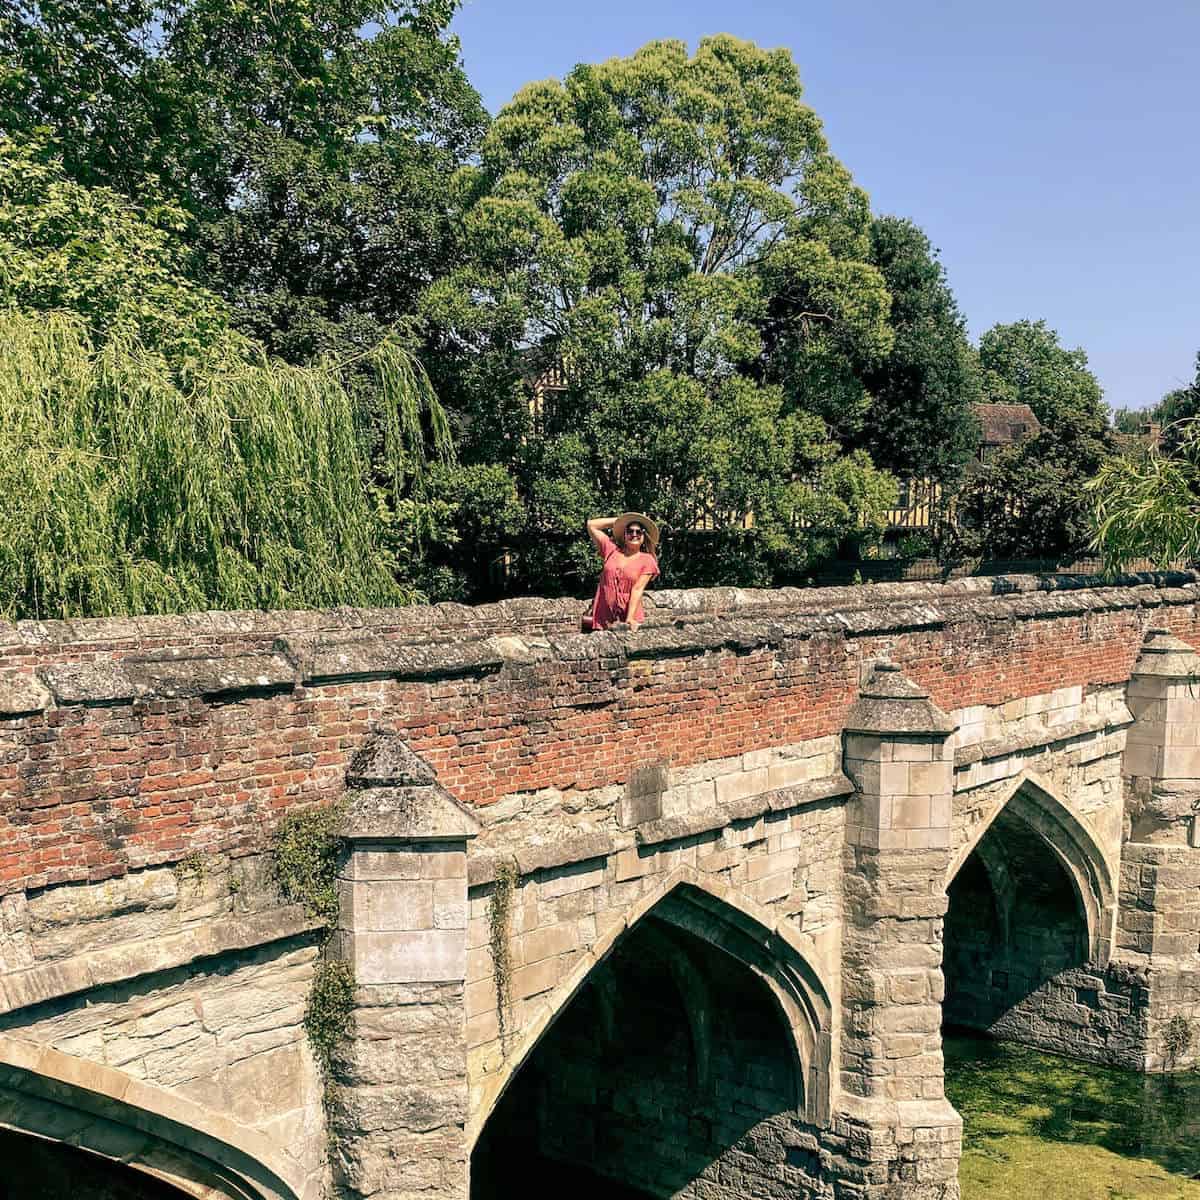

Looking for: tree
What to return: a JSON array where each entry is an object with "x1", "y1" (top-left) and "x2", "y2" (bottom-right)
[
  {"x1": 853, "y1": 216, "x2": 981, "y2": 486},
  {"x1": 956, "y1": 320, "x2": 1114, "y2": 560},
  {"x1": 1089, "y1": 419, "x2": 1200, "y2": 569},
  {"x1": 1141, "y1": 352, "x2": 1200, "y2": 453},
  {"x1": 977, "y1": 318, "x2": 1106, "y2": 430},
  {"x1": 0, "y1": 138, "x2": 227, "y2": 357},
  {"x1": 1, "y1": 0, "x2": 488, "y2": 361},
  {"x1": 1111, "y1": 407, "x2": 1150, "y2": 435},
  {"x1": 0, "y1": 141, "x2": 453, "y2": 617},
  {"x1": 1090, "y1": 350, "x2": 1200, "y2": 568},
  {"x1": 420, "y1": 36, "x2": 896, "y2": 593}
]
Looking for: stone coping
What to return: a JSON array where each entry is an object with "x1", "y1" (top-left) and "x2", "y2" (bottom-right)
[
  {"x1": 953, "y1": 708, "x2": 1135, "y2": 771},
  {"x1": 2, "y1": 569, "x2": 1193, "y2": 649},
  {"x1": 466, "y1": 771, "x2": 854, "y2": 888},
  {"x1": 1, "y1": 571, "x2": 1196, "y2": 710},
  {"x1": 0, "y1": 905, "x2": 320, "y2": 1017}
]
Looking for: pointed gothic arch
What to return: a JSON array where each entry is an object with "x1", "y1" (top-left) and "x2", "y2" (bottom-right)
[
  {"x1": 0, "y1": 1036, "x2": 304, "y2": 1200},
  {"x1": 468, "y1": 867, "x2": 834, "y2": 1148},
  {"x1": 947, "y1": 770, "x2": 1117, "y2": 963}
]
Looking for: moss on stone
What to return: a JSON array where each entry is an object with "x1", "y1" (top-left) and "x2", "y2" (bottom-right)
[{"x1": 489, "y1": 857, "x2": 518, "y2": 1053}]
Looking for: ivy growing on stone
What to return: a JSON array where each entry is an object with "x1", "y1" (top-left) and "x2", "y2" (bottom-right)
[
  {"x1": 271, "y1": 802, "x2": 346, "y2": 928},
  {"x1": 489, "y1": 857, "x2": 519, "y2": 1054},
  {"x1": 1163, "y1": 1015, "x2": 1194, "y2": 1071},
  {"x1": 305, "y1": 959, "x2": 356, "y2": 1077}
]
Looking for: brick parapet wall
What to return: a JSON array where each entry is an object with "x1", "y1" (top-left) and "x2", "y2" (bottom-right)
[{"x1": 4, "y1": 573, "x2": 1200, "y2": 897}]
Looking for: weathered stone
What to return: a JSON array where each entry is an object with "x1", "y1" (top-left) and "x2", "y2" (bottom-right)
[
  {"x1": 128, "y1": 651, "x2": 295, "y2": 698},
  {"x1": 0, "y1": 671, "x2": 50, "y2": 716},
  {"x1": 845, "y1": 664, "x2": 956, "y2": 736},
  {"x1": 346, "y1": 731, "x2": 438, "y2": 788},
  {"x1": 305, "y1": 635, "x2": 504, "y2": 682},
  {"x1": 40, "y1": 661, "x2": 151, "y2": 705},
  {"x1": 338, "y1": 786, "x2": 480, "y2": 843}
]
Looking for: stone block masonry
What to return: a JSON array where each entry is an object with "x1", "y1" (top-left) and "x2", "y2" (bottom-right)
[{"x1": 1, "y1": 570, "x2": 1199, "y2": 1200}]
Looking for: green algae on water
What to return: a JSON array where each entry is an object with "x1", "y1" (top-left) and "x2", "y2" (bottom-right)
[{"x1": 945, "y1": 1034, "x2": 1200, "y2": 1200}]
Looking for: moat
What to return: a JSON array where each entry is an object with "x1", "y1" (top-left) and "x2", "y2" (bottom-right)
[
  {"x1": 476, "y1": 1034, "x2": 1200, "y2": 1200},
  {"x1": 946, "y1": 1033, "x2": 1200, "y2": 1200},
  {"x1": 4, "y1": 1034, "x2": 1200, "y2": 1198}
]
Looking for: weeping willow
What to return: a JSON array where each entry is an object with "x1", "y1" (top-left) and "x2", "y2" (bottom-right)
[
  {"x1": 0, "y1": 312, "x2": 453, "y2": 619},
  {"x1": 1088, "y1": 419, "x2": 1200, "y2": 571}
]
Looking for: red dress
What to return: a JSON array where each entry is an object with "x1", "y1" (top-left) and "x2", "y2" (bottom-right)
[{"x1": 590, "y1": 533, "x2": 660, "y2": 629}]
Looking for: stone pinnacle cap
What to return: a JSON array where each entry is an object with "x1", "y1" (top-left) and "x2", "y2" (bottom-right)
[
  {"x1": 1133, "y1": 628, "x2": 1200, "y2": 679},
  {"x1": 844, "y1": 662, "x2": 956, "y2": 736}
]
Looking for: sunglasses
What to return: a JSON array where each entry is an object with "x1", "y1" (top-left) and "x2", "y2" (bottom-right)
[{"x1": 625, "y1": 527, "x2": 645, "y2": 536}]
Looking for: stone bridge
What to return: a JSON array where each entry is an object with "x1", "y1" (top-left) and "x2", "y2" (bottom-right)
[{"x1": 2, "y1": 572, "x2": 1199, "y2": 1200}]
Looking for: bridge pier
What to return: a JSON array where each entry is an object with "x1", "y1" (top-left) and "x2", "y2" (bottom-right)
[
  {"x1": 1119, "y1": 630, "x2": 1200, "y2": 1070},
  {"x1": 836, "y1": 664, "x2": 961, "y2": 1199},
  {"x1": 330, "y1": 736, "x2": 480, "y2": 1199}
]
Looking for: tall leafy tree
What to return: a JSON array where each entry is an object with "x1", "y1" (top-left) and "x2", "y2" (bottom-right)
[
  {"x1": 957, "y1": 320, "x2": 1114, "y2": 559},
  {"x1": 853, "y1": 216, "x2": 981, "y2": 485},
  {"x1": 1, "y1": 0, "x2": 488, "y2": 360},
  {"x1": 421, "y1": 36, "x2": 896, "y2": 591}
]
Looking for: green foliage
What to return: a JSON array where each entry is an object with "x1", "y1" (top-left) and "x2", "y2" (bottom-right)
[
  {"x1": 0, "y1": 139, "x2": 228, "y2": 357},
  {"x1": 385, "y1": 463, "x2": 529, "y2": 601},
  {"x1": 271, "y1": 802, "x2": 346, "y2": 927},
  {"x1": 422, "y1": 36, "x2": 897, "y2": 592},
  {"x1": 1111, "y1": 407, "x2": 1151, "y2": 436},
  {"x1": 0, "y1": 311, "x2": 453, "y2": 618},
  {"x1": 173, "y1": 850, "x2": 211, "y2": 897},
  {"x1": 305, "y1": 959, "x2": 356, "y2": 1075},
  {"x1": 1089, "y1": 419, "x2": 1200, "y2": 568},
  {"x1": 854, "y1": 216, "x2": 981, "y2": 484},
  {"x1": 2, "y1": 0, "x2": 488, "y2": 363},
  {"x1": 489, "y1": 858, "x2": 518, "y2": 1053},
  {"x1": 958, "y1": 320, "x2": 1114, "y2": 560},
  {"x1": 978, "y1": 318, "x2": 1106, "y2": 431}
]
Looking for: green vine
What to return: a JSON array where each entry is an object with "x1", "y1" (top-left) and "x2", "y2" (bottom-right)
[
  {"x1": 306, "y1": 959, "x2": 356, "y2": 1076},
  {"x1": 272, "y1": 802, "x2": 346, "y2": 927},
  {"x1": 268, "y1": 801, "x2": 355, "y2": 1128},
  {"x1": 173, "y1": 850, "x2": 210, "y2": 895},
  {"x1": 489, "y1": 857, "x2": 519, "y2": 1053}
]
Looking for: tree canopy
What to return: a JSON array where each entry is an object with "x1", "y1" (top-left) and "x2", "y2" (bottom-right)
[
  {"x1": 853, "y1": 216, "x2": 981, "y2": 485},
  {"x1": 0, "y1": 140, "x2": 452, "y2": 618},
  {"x1": 956, "y1": 320, "x2": 1113, "y2": 559},
  {"x1": 421, "y1": 36, "x2": 897, "y2": 591},
  {"x1": 0, "y1": 14, "x2": 1129, "y2": 610},
  {"x1": 2, "y1": 0, "x2": 488, "y2": 361}
]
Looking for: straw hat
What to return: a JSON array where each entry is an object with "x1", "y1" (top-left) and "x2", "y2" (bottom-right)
[{"x1": 613, "y1": 512, "x2": 660, "y2": 549}]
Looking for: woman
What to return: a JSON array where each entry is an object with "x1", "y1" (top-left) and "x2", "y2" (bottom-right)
[{"x1": 583, "y1": 512, "x2": 661, "y2": 632}]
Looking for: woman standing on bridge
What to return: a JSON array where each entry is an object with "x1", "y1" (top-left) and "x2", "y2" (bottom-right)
[{"x1": 583, "y1": 513, "x2": 660, "y2": 632}]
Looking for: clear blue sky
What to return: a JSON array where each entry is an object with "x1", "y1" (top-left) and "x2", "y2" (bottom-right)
[{"x1": 451, "y1": 0, "x2": 1199, "y2": 413}]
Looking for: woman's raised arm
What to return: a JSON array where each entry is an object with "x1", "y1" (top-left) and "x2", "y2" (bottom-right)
[{"x1": 587, "y1": 516, "x2": 619, "y2": 553}]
